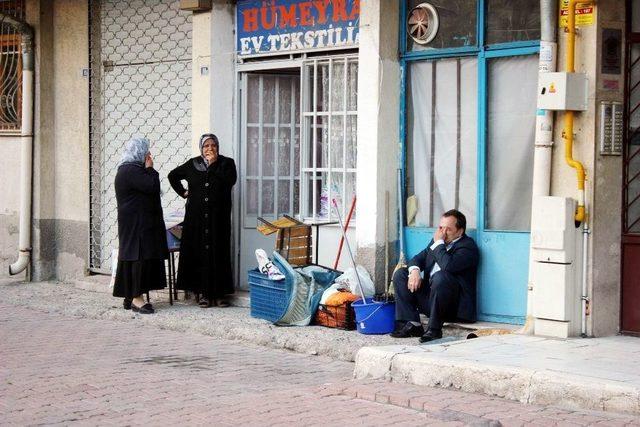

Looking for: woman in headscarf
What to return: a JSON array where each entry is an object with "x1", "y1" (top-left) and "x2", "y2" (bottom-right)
[
  {"x1": 168, "y1": 133, "x2": 237, "y2": 308},
  {"x1": 113, "y1": 137, "x2": 168, "y2": 314}
]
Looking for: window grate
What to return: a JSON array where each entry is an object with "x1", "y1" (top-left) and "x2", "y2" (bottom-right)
[{"x1": 0, "y1": 0, "x2": 25, "y2": 132}]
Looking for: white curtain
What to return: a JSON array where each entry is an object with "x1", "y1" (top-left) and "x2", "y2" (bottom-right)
[
  {"x1": 407, "y1": 58, "x2": 478, "y2": 228},
  {"x1": 486, "y1": 55, "x2": 537, "y2": 231}
]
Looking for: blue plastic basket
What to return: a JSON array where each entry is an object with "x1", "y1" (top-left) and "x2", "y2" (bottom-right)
[{"x1": 248, "y1": 267, "x2": 289, "y2": 323}]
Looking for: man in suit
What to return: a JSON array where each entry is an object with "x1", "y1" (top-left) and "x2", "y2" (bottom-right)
[{"x1": 390, "y1": 209, "x2": 479, "y2": 343}]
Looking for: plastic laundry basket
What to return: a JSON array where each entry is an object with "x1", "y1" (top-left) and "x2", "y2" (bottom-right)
[{"x1": 352, "y1": 298, "x2": 396, "y2": 335}]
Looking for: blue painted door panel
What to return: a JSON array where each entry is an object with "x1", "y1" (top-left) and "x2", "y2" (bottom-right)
[
  {"x1": 404, "y1": 227, "x2": 527, "y2": 325},
  {"x1": 476, "y1": 232, "x2": 528, "y2": 324}
]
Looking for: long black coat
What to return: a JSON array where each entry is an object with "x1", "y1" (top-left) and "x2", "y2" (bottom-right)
[
  {"x1": 408, "y1": 234, "x2": 480, "y2": 322},
  {"x1": 115, "y1": 163, "x2": 168, "y2": 261},
  {"x1": 168, "y1": 155, "x2": 237, "y2": 298}
]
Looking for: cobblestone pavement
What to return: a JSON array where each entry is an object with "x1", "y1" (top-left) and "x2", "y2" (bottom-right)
[{"x1": 1, "y1": 303, "x2": 639, "y2": 426}]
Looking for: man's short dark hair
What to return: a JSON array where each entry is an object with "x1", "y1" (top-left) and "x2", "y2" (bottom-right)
[{"x1": 443, "y1": 209, "x2": 466, "y2": 232}]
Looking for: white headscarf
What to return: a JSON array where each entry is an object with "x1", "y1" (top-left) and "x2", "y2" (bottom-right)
[
  {"x1": 199, "y1": 133, "x2": 219, "y2": 167},
  {"x1": 120, "y1": 137, "x2": 149, "y2": 166}
]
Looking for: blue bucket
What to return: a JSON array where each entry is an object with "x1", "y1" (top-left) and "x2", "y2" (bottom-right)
[{"x1": 352, "y1": 298, "x2": 396, "y2": 335}]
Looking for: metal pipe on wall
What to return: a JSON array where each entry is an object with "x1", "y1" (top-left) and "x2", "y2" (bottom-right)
[
  {"x1": 532, "y1": 0, "x2": 558, "y2": 197},
  {"x1": 3, "y1": 15, "x2": 35, "y2": 276}
]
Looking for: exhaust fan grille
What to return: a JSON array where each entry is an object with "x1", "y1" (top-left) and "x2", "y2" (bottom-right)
[{"x1": 407, "y1": 3, "x2": 439, "y2": 45}]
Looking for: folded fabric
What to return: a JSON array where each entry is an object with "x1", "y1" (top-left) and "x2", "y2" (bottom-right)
[{"x1": 325, "y1": 290, "x2": 360, "y2": 306}]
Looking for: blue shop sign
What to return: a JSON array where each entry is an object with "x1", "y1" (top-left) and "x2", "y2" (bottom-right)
[{"x1": 236, "y1": 0, "x2": 360, "y2": 57}]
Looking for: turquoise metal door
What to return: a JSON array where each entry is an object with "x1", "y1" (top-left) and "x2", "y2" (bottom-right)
[
  {"x1": 400, "y1": 0, "x2": 540, "y2": 324},
  {"x1": 475, "y1": 50, "x2": 539, "y2": 324}
]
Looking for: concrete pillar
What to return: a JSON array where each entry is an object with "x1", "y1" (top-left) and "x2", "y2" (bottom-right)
[
  {"x1": 355, "y1": 0, "x2": 401, "y2": 291},
  {"x1": 209, "y1": 0, "x2": 236, "y2": 158},
  {"x1": 52, "y1": 0, "x2": 90, "y2": 280},
  {"x1": 191, "y1": 10, "x2": 212, "y2": 155},
  {"x1": 29, "y1": 0, "x2": 56, "y2": 281},
  {"x1": 591, "y1": 0, "x2": 625, "y2": 336}
]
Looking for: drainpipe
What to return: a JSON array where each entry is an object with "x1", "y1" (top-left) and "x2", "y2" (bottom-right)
[
  {"x1": 4, "y1": 14, "x2": 35, "y2": 276},
  {"x1": 523, "y1": 0, "x2": 559, "y2": 333},
  {"x1": 532, "y1": 0, "x2": 558, "y2": 197}
]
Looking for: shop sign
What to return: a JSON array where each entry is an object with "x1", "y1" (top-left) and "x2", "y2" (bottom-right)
[
  {"x1": 559, "y1": 0, "x2": 594, "y2": 27},
  {"x1": 236, "y1": 0, "x2": 360, "y2": 57}
]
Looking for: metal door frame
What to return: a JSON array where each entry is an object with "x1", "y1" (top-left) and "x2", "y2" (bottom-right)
[{"x1": 398, "y1": 0, "x2": 540, "y2": 324}]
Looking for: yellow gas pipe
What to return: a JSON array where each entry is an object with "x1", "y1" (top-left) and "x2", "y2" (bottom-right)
[{"x1": 563, "y1": 0, "x2": 586, "y2": 223}]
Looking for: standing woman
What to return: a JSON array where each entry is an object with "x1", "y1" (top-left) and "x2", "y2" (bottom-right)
[
  {"x1": 113, "y1": 137, "x2": 168, "y2": 314},
  {"x1": 168, "y1": 133, "x2": 237, "y2": 308}
]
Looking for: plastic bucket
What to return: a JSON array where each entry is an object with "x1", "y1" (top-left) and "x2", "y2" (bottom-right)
[{"x1": 352, "y1": 298, "x2": 396, "y2": 335}]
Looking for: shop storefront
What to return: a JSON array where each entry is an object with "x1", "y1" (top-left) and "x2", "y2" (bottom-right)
[
  {"x1": 400, "y1": 0, "x2": 541, "y2": 323},
  {"x1": 234, "y1": 0, "x2": 360, "y2": 286}
]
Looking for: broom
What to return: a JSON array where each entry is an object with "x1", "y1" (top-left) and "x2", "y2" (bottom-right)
[{"x1": 389, "y1": 169, "x2": 406, "y2": 295}]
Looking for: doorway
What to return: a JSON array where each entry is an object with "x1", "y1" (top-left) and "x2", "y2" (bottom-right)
[
  {"x1": 622, "y1": 0, "x2": 640, "y2": 335},
  {"x1": 238, "y1": 70, "x2": 301, "y2": 289}
]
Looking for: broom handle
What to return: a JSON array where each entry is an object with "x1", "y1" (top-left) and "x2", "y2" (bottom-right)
[
  {"x1": 333, "y1": 196, "x2": 356, "y2": 270},
  {"x1": 332, "y1": 199, "x2": 366, "y2": 302}
]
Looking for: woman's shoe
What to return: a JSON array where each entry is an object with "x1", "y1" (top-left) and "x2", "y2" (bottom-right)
[
  {"x1": 198, "y1": 297, "x2": 211, "y2": 308},
  {"x1": 214, "y1": 298, "x2": 230, "y2": 308},
  {"x1": 131, "y1": 303, "x2": 154, "y2": 314},
  {"x1": 123, "y1": 298, "x2": 132, "y2": 310}
]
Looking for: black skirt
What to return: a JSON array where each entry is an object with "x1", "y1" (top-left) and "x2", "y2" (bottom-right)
[{"x1": 113, "y1": 259, "x2": 167, "y2": 299}]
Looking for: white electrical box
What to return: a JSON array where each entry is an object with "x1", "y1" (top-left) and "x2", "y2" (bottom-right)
[
  {"x1": 531, "y1": 261, "x2": 576, "y2": 321},
  {"x1": 530, "y1": 196, "x2": 576, "y2": 264},
  {"x1": 537, "y1": 72, "x2": 588, "y2": 111}
]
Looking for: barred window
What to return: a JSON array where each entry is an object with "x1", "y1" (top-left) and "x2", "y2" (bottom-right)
[{"x1": 0, "y1": 0, "x2": 25, "y2": 131}]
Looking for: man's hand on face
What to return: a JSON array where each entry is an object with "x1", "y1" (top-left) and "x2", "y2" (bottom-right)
[
  {"x1": 408, "y1": 269, "x2": 422, "y2": 293},
  {"x1": 434, "y1": 226, "x2": 445, "y2": 243}
]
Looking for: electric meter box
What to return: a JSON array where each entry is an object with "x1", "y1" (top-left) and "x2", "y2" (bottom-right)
[
  {"x1": 530, "y1": 196, "x2": 576, "y2": 264},
  {"x1": 537, "y1": 72, "x2": 588, "y2": 111}
]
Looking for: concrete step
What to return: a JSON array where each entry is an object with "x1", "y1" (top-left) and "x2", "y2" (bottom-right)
[{"x1": 354, "y1": 335, "x2": 640, "y2": 416}]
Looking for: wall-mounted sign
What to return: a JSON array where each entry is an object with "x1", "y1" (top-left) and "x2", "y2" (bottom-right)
[
  {"x1": 236, "y1": 0, "x2": 360, "y2": 57},
  {"x1": 559, "y1": 0, "x2": 594, "y2": 28}
]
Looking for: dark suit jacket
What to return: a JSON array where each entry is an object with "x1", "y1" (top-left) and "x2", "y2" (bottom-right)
[
  {"x1": 408, "y1": 234, "x2": 480, "y2": 322},
  {"x1": 115, "y1": 163, "x2": 168, "y2": 261}
]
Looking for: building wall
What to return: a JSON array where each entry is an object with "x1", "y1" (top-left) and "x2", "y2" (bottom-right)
[
  {"x1": 591, "y1": 0, "x2": 625, "y2": 336},
  {"x1": 544, "y1": 0, "x2": 625, "y2": 336},
  {"x1": 1, "y1": 0, "x2": 90, "y2": 281}
]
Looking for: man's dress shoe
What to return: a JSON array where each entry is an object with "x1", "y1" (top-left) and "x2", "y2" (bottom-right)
[
  {"x1": 390, "y1": 322, "x2": 424, "y2": 338},
  {"x1": 419, "y1": 328, "x2": 443, "y2": 343}
]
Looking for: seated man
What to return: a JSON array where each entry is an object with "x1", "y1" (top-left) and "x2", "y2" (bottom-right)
[{"x1": 390, "y1": 209, "x2": 479, "y2": 343}]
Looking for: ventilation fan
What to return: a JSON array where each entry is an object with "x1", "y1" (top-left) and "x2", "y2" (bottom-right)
[{"x1": 407, "y1": 3, "x2": 439, "y2": 45}]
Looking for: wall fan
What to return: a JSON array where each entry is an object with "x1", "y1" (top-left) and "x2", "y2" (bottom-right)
[{"x1": 407, "y1": 3, "x2": 439, "y2": 45}]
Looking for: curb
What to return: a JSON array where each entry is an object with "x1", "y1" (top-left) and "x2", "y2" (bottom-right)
[{"x1": 354, "y1": 343, "x2": 640, "y2": 415}]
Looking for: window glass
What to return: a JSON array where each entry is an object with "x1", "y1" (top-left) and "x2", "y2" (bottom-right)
[
  {"x1": 302, "y1": 57, "x2": 358, "y2": 220},
  {"x1": 486, "y1": 55, "x2": 537, "y2": 231},
  {"x1": 406, "y1": 0, "x2": 477, "y2": 52},
  {"x1": 486, "y1": 0, "x2": 540, "y2": 45},
  {"x1": 406, "y1": 58, "x2": 478, "y2": 228}
]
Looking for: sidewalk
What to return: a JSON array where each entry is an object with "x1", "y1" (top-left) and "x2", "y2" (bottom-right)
[
  {"x1": 354, "y1": 334, "x2": 640, "y2": 416},
  {"x1": 3, "y1": 277, "x2": 639, "y2": 417}
]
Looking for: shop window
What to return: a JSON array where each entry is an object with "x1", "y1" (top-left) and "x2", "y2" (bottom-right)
[
  {"x1": 0, "y1": 0, "x2": 25, "y2": 132},
  {"x1": 485, "y1": 55, "x2": 537, "y2": 231},
  {"x1": 406, "y1": 58, "x2": 478, "y2": 228},
  {"x1": 486, "y1": 0, "x2": 540, "y2": 45},
  {"x1": 301, "y1": 57, "x2": 357, "y2": 221},
  {"x1": 406, "y1": 0, "x2": 477, "y2": 52}
]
